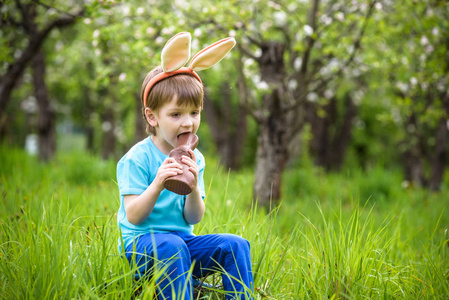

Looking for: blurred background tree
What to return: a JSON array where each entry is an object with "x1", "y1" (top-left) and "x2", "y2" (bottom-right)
[{"x1": 1, "y1": 0, "x2": 447, "y2": 207}]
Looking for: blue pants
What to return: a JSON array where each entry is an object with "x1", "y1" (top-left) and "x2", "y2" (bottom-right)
[{"x1": 125, "y1": 231, "x2": 254, "y2": 300}]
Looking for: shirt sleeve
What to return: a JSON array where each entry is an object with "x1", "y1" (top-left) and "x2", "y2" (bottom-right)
[
  {"x1": 117, "y1": 152, "x2": 150, "y2": 196},
  {"x1": 195, "y1": 150, "x2": 206, "y2": 200}
]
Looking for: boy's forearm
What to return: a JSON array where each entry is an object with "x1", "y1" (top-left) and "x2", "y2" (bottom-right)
[
  {"x1": 124, "y1": 183, "x2": 161, "y2": 225},
  {"x1": 183, "y1": 186, "x2": 205, "y2": 225}
]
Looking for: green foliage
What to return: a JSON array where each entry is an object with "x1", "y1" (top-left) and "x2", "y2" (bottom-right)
[{"x1": 1, "y1": 147, "x2": 448, "y2": 299}]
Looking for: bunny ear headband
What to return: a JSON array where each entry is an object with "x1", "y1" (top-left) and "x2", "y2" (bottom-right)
[{"x1": 143, "y1": 32, "x2": 236, "y2": 107}]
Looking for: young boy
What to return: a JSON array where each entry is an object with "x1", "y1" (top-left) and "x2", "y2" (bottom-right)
[{"x1": 116, "y1": 33, "x2": 254, "y2": 300}]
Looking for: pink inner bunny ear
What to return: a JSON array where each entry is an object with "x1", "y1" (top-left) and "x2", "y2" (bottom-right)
[
  {"x1": 161, "y1": 32, "x2": 191, "y2": 72},
  {"x1": 189, "y1": 37, "x2": 236, "y2": 71}
]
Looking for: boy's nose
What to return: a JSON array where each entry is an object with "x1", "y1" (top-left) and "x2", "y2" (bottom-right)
[{"x1": 181, "y1": 116, "x2": 194, "y2": 127}]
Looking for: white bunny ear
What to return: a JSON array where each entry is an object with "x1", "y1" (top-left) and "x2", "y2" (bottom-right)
[
  {"x1": 189, "y1": 37, "x2": 236, "y2": 71},
  {"x1": 161, "y1": 32, "x2": 191, "y2": 72}
]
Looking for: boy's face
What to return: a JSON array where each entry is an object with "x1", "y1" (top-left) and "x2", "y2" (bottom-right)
[{"x1": 146, "y1": 96, "x2": 201, "y2": 152}]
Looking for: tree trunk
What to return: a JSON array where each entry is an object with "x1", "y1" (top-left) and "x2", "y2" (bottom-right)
[
  {"x1": 32, "y1": 50, "x2": 55, "y2": 161},
  {"x1": 253, "y1": 89, "x2": 288, "y2": 207},
  {"x1": 203, "y1": 82, "x2": 247, "y2": 170},
  {"x1": 307, "y1": 93, "x2": 357, "y2": 171},
  {"x1": 86, "y1": 126, "x2": 95, "y2": 151},
  {"x1": 429, "y1": 117, "x2": 448, "y2": 191},
  {"x1": 329, "y1": 95, "x2": 357, "y2": 170},
  {"x1": 402, "y1": 113, "x2": 426, "y2": 187},
  {"x1": 252, "y1": 41, "x2": 288, "y2": 207}
]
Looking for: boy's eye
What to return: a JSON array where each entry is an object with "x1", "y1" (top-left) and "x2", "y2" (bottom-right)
[
  {"x1": 171, "y1": 113, "x2": 180, "y2": 117},
  {"x1": 191, "y1": 111, "x2": 199, "y2": 116}
]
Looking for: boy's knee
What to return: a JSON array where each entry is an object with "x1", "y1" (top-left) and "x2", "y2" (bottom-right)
[
  {"x1": 157, "y1": 235, "x2": 189, "y2": 260},
  {"x1": 221, "y1": 234, "x2": 251, "y2": 253}
]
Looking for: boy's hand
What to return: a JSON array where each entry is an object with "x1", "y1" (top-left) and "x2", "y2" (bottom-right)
[
  {"x1": 153, "y1": 157, "x2": 183, "y2": 192},
  {"x1": 182, "y1": 149, "x2": 199, "y2": 189}
]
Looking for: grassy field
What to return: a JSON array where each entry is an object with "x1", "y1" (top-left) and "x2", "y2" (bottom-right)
[{"x1": 0, "y1": 145, "x2": 448, "y2": 299}]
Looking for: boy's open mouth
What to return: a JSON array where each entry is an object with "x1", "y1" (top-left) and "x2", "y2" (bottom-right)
[{"x1": 177, "y1": 132, "x2": 191, "y2": 138}]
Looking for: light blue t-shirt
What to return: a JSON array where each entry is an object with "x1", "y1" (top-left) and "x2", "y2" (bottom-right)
[{"x1": 116, "y1": 136, "x2": 206, "y2": 251}]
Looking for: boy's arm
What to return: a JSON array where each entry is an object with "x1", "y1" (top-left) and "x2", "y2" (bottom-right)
[
  {"x1": 184, "y1": 186, "x2": 205, "y2": 224},
  {"x1": 124, "y1": 157, "x2": 183, "y2": 225},
  {"x1": 182, "y1": 149, "x2": 205, "y2": 224}
]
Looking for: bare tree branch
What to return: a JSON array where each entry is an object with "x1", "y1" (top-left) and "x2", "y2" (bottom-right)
[
  {"x1": 235, "y1": 50, "x2": 264, "y2": 123},
  {"x1": 239, "y1": 44, "x2": 258, "y2": 60},
  {"x1": 299, "y1": 0, "x2": 320, "y2": 76},
  {"x1": 0, "y1": 2, "x2": 84, "y2": 115},
  {"x1": 32, "y1": 0, "x2": 83, "y2": 18},
  {"x1": 282, "y1": 0, "x2": 377, "y2": 114}
]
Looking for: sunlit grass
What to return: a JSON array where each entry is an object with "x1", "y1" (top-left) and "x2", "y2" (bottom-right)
[{"x1": 0, "y1": 146, "x2": 448, "y2": 299}]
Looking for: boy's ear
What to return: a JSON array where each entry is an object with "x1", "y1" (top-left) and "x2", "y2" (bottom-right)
[{"x1": 145, "y1": 108, "x2": 158, "y2": 127}]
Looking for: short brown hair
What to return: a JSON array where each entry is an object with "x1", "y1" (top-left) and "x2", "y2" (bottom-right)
[{"x1": 140, "y1": 66, "x2": 204, "y2": 135}]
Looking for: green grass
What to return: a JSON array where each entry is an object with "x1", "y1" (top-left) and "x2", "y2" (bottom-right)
[{"x1": 0, "y1": 145, "x2": 448, "y2": 299}]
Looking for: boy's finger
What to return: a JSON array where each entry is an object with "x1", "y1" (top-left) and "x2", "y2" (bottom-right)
[
  {"x1": 188, "y1": 149, "x2": 196, "y2": 161},
  {"x1": 165, "y1": 161, "x2": 183, "y2": 168},
  {"x1": 181, "y1": 156, "x2": 197, "y2": 167}
]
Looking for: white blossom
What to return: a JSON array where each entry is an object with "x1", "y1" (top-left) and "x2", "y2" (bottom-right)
[
  {"x1": 268, "y1": 1, "x2": 281, "y2": 9},
  {"x1": 396, "y1": 82, "x2": 408, "y2": 93},
  {"x1": 146, "y1": 27, "x2": 155, "y2": 35},
  {"x1": 288, "y1": 79, "x2": 298, "y2": 91},
  {"x1": 432, "y1": 27, "x2": 439, "y2": 36},
  {"x1": 243, "y1": 58, "x2": 255, "y2": 68},
  {"x1": 375, "y1": 2, "x2": 383, "y2": 10},
  {"x1": 273, "y1": 11, "x2": 287, "y2": 26},
  {"x1": 420, "y1": 35, "x2": 429, "y2": 46},
  {"x1": 410, "y1": 77, "x2": 418, "y2": 86},
  {"x1": 392, "y1": 108, "x2": 401, "y2": 123},
  {"x1": 306, "y1": 92, "x2": 318, "y2": 102},
  {"x1": 93, "y1": 29, "x2": 100, "y2": 38},
  {"x1": 55, "y1": 41, "x2": 64, "y2": 51},
  {"x1": 194, "y1": 28, "x2": 202, "y2": 37},
  {"x1": 102, "y1": 122, "x2": 112, "y2": 132},
  {"x1": 137, "y1": 7, "x2": 145, "y2": 15},
  {"x1": 320, "y1": 14, "x2": 332, "y2": 26},
  {"x1": 123, "y1": 18, "x2": 131, "y2": 27},
  {"x1": 122, "y1": 5, "x2": 130, "y2": 16},
  {"x1": 84, "y1": 18, "x2": 92, "y2": 25},
  {"x1": 256, "y1": 81, "x2": 269, "y2": 91},
  {"x1": 353, "y1": 90, "x2": 364, "y2": 105},
  {"x1": 437, "y1": 82, "x2": 446, "y2": 92},
  {"x1": 155, "y1": 36, "x2": 165, "y2": 45},
  {"x1": 121, "y1": 44, "x2": 130, "y2": 52},
  {"x1": 162, "y1": 27, "x2": 172, "y2": 35},
  {"x1": 335, "y1": 12, "x2": 345, "y2": 21},
  {"x1": 119, "y1": 73, "x2": 126, "y2": 81},
  {"x1": 303, "y1": 25, "x2": 314, "y2": 36},
  {"x1": 21, "y1": 96, "x2": 38, "y2": 113},
  {"x1": 324, "y1": 89, "x2": 334, "y2": 99},
  {"x1": 25, "y1": 134, "x2": 38, "y2": 155},
  {"x1": 426, "y1": 45, "x2": 434, "y2": 53},
  {"x1": 294, "y1": 57, "x2": 302, "y2": 70},
  {"x1": 419, "y1": 54, "x2": 426, "y2": 63}
]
